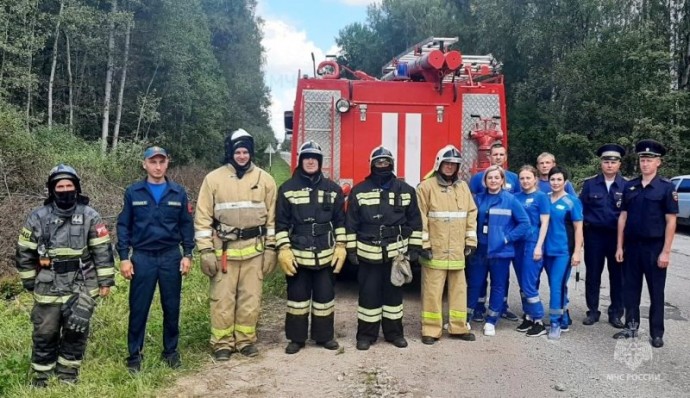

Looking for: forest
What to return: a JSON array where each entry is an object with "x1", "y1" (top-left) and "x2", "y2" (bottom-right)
[{"x1": 336, "y1": 0, "x2": 690, "y2": 178}]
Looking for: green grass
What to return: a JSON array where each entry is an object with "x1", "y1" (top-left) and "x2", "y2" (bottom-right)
[{"x1": 0, "y1": 158, "x2": 292, "y2": 398}]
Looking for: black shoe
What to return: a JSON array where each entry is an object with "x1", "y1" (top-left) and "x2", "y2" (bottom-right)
[
  {"x1": 285, "y1": 342, "x2": 305, "y2": 354},
  {"x1": 501, "y1": 310, "x2": 519, "y2": 322},
  {"x1": 516, "y1": 319, "x2": 534, "y2": 332},
  {"x1": 421, "y1": 336, "x2": 437, "y2": 345},
  {"x1": 318, "y1": 340, "x2": 339, "y2": 350},
  {"x1": 162, "y1": 352, "x2": 182, "y2": 369},
  {"x1": 608, "y1": 318, "x2": 625, "y2": 329},
  {"x1": 471, "y1": 312, "x2": 485, "y2": 323},
  {"x1": 651, "y1": 337, "x2": 664, "y2": 348},
  {"x1": 213, "y1": 348, "x2": 232, "y2": 361},
  {"x1": 126, "y1": 356, "x2": 142, "y2": 373},
  {"x1": 240, "y1": 345, "x2": 259, "y2": 357},
  {"x1": 613, "y1": 329, "x2": 638, "y2": 339},
  {"x1": 356, "y1": 340, "x2": 371, "y2": 351},
  {"x1": 452, "y1": 332, "x2": 476, "y2": 341},
  {"x1": 526, "y1": 322, "x2": 547, "y2": 337},
  {"x1": 389, "y1": 337, "x2": 408, "y2": 348}
]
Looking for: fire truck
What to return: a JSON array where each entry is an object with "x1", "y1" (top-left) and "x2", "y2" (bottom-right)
[{"x1": 284, "y1": 36, "x2": 507, "y2": 191}]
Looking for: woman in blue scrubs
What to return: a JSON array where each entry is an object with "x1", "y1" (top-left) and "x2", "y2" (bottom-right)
[
  {"x1": 544, "y1": 166, "x2": 583, "y2": 340},
  {"x1": 514, "y1": 165, "x2": 550, "y2": 337}
]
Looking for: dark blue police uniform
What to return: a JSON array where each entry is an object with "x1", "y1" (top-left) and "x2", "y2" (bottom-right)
[
  {"x1": 580, "y1": 144, "x2": 626, "y2": 327},
  {"x1": 616, "y1": 139, "x2": 678, "y2": 347},
  {"x1": 117, "y1": 178, "x2": 194, "y2": 364}
]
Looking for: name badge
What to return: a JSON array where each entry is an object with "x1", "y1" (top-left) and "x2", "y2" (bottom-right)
[
  {"x1": 525, "y1": 198, "x2": 534, "y2": 204},
  {"x1": 168, "y1": 201, "x2": 182, "y2": 207},
  {"x1": 482, "y1": 225, "x2": 489, "y2": 234},
  {"x1": 133, "y1": 201, "x2": 148, "y2": 206},
  {"x1": 505, "y1": 183, "x2": 512, "y2": 189},
  {"x1": 556, "y1": 205, "x2": 566, "y2": 210}
]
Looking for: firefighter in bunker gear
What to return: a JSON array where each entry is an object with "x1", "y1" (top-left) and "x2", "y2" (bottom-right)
[
  {"x1": 276, "y1": 141, "x2": 346, "y2": 354},
  {"x1": 346, "y1": 146, "x2": 423, "y2": 350},
  {"x1": 416, "y1": 145, "x2": 478, "y2": 344},
  {"x1": 195, "y1": 129, "x2": 277, "y2": 359},
  {"x1": 16, "y1": 164, "x2": 115, "y2": 386}
]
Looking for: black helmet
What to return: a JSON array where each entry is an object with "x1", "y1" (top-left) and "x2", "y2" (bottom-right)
[
  {"x1": 369, "y1": 146, "x2": 394, "y2": 167},
  {"x1": 47, "y1": 164, "x2": 81, "y2": 195},
  {"x1": 298, "y1": 140, "x2": 323, "y2": 159}
]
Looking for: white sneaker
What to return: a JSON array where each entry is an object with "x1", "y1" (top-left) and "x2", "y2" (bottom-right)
[
  {"x1": 483, "y1": 323, "x2": 496, "y2": 336},
  {"x1": 467, "y1": 322, "x2": 472, "y2": 331}
]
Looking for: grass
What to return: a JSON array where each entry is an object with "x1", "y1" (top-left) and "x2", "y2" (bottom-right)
[{"x1": 0, "y1": 158, "x2": 292, "y2": 398}]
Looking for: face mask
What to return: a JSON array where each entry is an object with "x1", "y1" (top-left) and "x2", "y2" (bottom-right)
[{"x1": 54, "y1": 191, "x2": 78, "y2": 209}]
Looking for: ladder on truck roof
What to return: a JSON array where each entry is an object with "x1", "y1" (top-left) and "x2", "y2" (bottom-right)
[{"x1": 379, "y1": 36, "x2": 502, "y2": 82}]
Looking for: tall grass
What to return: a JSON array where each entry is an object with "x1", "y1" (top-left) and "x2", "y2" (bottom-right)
[{"x1": 0, "y1": 157, "x2": 292, "y2": 397}]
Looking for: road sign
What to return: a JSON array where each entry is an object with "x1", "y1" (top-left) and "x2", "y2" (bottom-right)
[{"x1": 264, "y1": 144, "x2": 276, "y2": 154}]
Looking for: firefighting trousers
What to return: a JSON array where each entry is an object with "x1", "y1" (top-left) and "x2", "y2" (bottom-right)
[
  {"x1": 209, "y1": 255, "x2": 263, "y2": 352},
  {"x1": 356, "y1": 260, "x2": 404, "y2": 343},
  {"x1": 514, "y1": 240, "x2": 545, "y2": 321},
  {"x1": 584, "y1": 226, "x2": 624, "y2": 320},
  {"x1": 421, "y1": 267, "x2": 469, "y2": 338},
  {"x1": 285, "y1": 266, "x2": 335, "y2": 344},
  {"x1": 466, "y1": 251, "x2": 510, "y2": 325},
  {"x1": 623, "y1": 238, "x2": 666, "y2": 338},
  {"x1": 544, "y1": 255, "x2": 572, "y2": 326},
  {"x1": 127, "y1": 247, "x2": 182, "y2": 360},
  {"x1": 31, "y1": 303, "x2": 88, "y2": 379}
]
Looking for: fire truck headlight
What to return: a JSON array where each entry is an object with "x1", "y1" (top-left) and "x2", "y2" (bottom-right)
[{"x1": 336, "y1": 98, "x2": 351, "y2": 113}]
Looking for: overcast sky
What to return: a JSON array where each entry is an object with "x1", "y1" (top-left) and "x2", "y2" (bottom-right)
[{"x1": 257, "y1": 0, "x2": 378, "y2": 141}]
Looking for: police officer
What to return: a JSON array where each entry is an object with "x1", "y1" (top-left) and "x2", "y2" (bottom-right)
[
  {"x1": 346, "y1": 146, "x2": 423, "y2": 350},
  {"x1": 614, "y1": 139, "x2": 677, "y2": 348},
  {"x1": 417, "y1": 145, "x2": 477, "y2": 344},
  {"x1": 117, "y1": 146, "x2": 195, "y2": 372},
  {"x1": 195, "y1": 129, "x2": 277, "y2": 360},
  {"x1": 580, "y1": 144, "x2": 626, "y2": 328},
  {"x1": 16, "y1": 165, "x2": 115, "y2": 387},
  {"x1": 276, "y1": 141, "x2": 347, "y2": 354}
]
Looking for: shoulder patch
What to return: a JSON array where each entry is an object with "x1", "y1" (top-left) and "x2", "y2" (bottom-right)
[
  {"x1": 19, "y1": 227, "x2": 32, "y2": 241},
  {"x1": 95, "y1": 223, "x2": 109, "y2": 238},
  {"x1": 673, "y1": 191, "x2": 678, "y2": 202}
]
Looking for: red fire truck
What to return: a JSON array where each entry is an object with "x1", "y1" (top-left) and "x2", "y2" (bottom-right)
[{"x1": 284, "y1": 36, "x2": 507, "y2": 191}]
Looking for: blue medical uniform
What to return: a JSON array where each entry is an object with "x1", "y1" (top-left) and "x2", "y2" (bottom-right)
[{"x1": 544, "y1": 193, "x2": 583, "y2": 326}]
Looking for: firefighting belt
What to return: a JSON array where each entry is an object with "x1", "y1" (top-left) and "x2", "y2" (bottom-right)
[
  {"x1": 52, "y1": 259, "x2": 81, "y2": 274},
  {"x1": 214, "y1": 223, "x2": 266, "y2": 241},
  {"x1": 292, "y1": 222, "x2": 333, "y2": 237},
  {"x1": 360, "y1": 225, "x2": 412, "y2": 240}
]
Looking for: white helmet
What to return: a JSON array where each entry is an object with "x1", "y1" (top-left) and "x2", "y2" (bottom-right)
[{"x1": 433, "y1": 145, "x2": 461, "y2": 171}]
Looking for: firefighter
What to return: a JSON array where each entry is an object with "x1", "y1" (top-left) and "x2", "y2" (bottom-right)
[
  {"x1": 469, "y1": 142, "x2": 521, "y2": 323},
  {"x1": 117, "y1": 146, "x2": 195, "y2": 372},
  {"x1": 417, "y1": 145, "x2": 477, "y2": 344},
  {"x1": 614, "y1": 139, "x2": 677, "y2": 348},
  {"x1": 543, "y1": 166, "x2": 583, "y2": 340},
  {"x1": 16, "y1": 164, "x2": 115, "y2": 387},
  {"x1": 194, "y1": 129, "x2": 277, "y2": 360},
  {"x1": 580, "y1": 144, "x2": 626, "y2": 329},
  {"x1": 466, "y1": 166, "x2": 530, "y2": 336},
  {"x1": 276, "y1": 141, "x2": 347, "y2": 354},
  {"x1": 346, "y1": 146, "x2": 423, "y2": 350}
]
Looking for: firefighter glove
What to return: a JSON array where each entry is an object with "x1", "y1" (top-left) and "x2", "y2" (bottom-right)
[
  {"x1": 407, "y1": 247, "x2": 421, "y2": 263},
  {"x1": 278, "y1": 247, "x2": 297, "y2": 276},
  {"x1": 347, "y1": 250, "x2": 359, "y2": 266},
  {"x1": 262, "y1": 247, "x2": 277, "y2": 276},
  {"x1": 200, "y1": 249, "x2": 218, "y2": 277},
  {"x1": 64, "y1": 291, "x2": 96, "y2": 334},
  {"x1": 420, "y1": 249, "x2": 433, "y2": 260},
  {"x1": 332, "y1": 243, "x2": 347, "y2": 274},
  {"x1": 464, "y1": 246, "x2": 477, "y2": 259},
  {"x1": 391, "y1": 253, "x2": 413, "y2": 287}
]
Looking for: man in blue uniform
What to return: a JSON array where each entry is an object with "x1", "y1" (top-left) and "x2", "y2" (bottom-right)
[
  {"x1": 614, "y1": 139, "x2": 677, "y2": 348},
  {"x1": 117, "y1": 146, "x2": 195, "y2": 371},
  {"x1": 580, "y1": 144, "x2": 626, "y2": 328},
  {"x1": 536, "y1": 152, "x2": 576, "y2": 195}
]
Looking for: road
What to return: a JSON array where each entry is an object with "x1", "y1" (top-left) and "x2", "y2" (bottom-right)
[{"x1": 166, "y1": 231, "x2": 690, "y2": 397}]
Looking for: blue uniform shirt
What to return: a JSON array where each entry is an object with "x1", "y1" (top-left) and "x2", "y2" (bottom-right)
[
  {"x1": 579, "y1": 173, "x2": 625, "y2": 229},
  {"x1": 515, "y1": 190, "x2": 550, "y2": 242},
  {"x1": 621, "y1": 175, "x2": 678, "y2": 240},
  {"x1": 470, "y1": 170, "x2": 521, "y2": 194},
  {"x1": 538, "y1": 178, "x2": 576, "y2": 195},
  {"x1": 147, "y1": 181, "x2": 167, "y2": 204},
  {"x1": 545, "y1": 194, "x2": 583, "y2": 256},
  {"x1": 117, "y1": 178, "x2": 195, "y2": 260}
]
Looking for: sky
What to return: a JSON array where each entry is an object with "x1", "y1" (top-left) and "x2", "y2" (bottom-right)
[{"x1": 256, "y1": 0, "x2": 378, "y2": 141}]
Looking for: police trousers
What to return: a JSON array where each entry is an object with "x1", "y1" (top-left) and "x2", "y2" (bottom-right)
[
  {"x1": 285, "y1": 266, "x2": 335, "y2": 344},
  {"x1": 127, "y1": 247, "x2": 182, "y2": 361},
  {"x1": 421, "y1": 267, "x2": 469, "y2": 338},
  {"x1": 514, "y1": 240, "x2": 545, "y2": 321},
  {"x1": 31, "y1": 303, "x2": 88, "y2": 379},
  {"x1": 356, "y1": 260, "x2": 404, "y2": 343},
  {"x1": 209, "y1": 255, "x2": 263, "y2": 352},
  {"x1": 623, "y1": 238, "x2": 667, "y2": 338},
  {"x1": 584, "y1": 226, "x2": 624, "y2": 320}
]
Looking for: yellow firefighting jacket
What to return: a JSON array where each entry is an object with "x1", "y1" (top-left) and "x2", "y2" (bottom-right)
[
  {"x1": 194, "y1": 163, "x2": 276, "y2": 260},
  {"x1": 416, "y1": 174, "x2": 478, "y2": 270}
]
